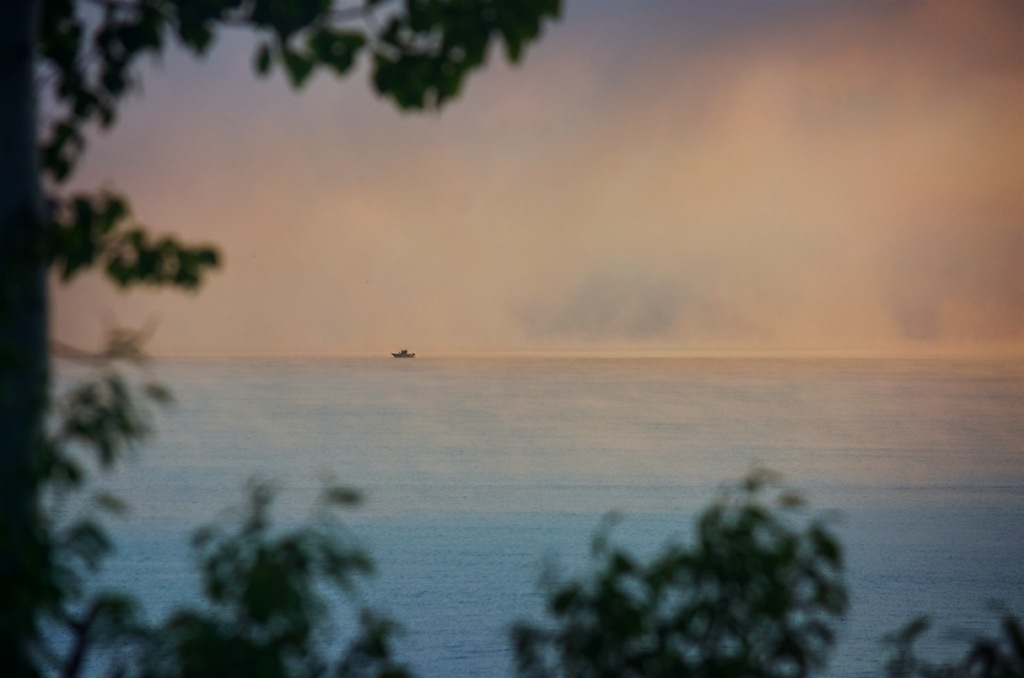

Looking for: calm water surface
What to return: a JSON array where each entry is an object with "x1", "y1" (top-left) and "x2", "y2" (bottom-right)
[{"x1": 60, "y1": 356, "x2": 1024, "y2": 677}]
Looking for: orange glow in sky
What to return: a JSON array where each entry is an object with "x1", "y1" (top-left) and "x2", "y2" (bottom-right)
[{"x1": 52, "y1": 0, "x2": 1024, "y2": 356}]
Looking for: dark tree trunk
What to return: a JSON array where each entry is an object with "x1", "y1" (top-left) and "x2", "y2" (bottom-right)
[{"x1": 0, "y1": 0, "x2": 48, "y2": 672}]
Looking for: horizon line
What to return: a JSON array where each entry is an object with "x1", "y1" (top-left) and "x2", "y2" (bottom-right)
[{"x1": 65, "y1": 346, "x2": 1024, "y2": 360}]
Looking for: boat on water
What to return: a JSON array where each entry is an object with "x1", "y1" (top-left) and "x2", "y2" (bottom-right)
[{"x1": 392, "y1": 349, "x2": 415, "y2": 358}]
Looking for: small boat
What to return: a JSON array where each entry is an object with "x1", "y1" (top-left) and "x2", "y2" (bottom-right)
[{"x1": 392, "y1": 349, "x2": 415, "y2": 358}]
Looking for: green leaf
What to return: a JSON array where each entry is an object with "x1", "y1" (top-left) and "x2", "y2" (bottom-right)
[
  {"x1": 254, "y1": 43, "x2": 272, "y2": 75},
  {"x1": 143, "y1": 382, "x2": 174, "y2": 405},
  {"x1": 307, "y1": 29, "x2": 365, "y2": 77},
  {"x1": 324, "y1": 486, "x2": 362, "y2": 507},
  {"x1": 250, "y1": 0, "x2": 331, "y2": 40},
  {"x1": 95, "y1": 492, "x2": 129, "y2": 516},
  {"x1": 283, "y1": 49, "x2": 315, "y2": 88}
]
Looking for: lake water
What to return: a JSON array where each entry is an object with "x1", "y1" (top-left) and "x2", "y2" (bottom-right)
[{"x1": 59, "y1": 356, "x2": 1024, "y2": 677}]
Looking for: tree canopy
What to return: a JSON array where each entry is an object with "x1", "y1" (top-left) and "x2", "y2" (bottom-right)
[
  {"x1": 37, "y1": 0, "x2": 560, "y2": 290},
  {"x1": 0, "y1": 1, "x2": 561, "y2": 674}
]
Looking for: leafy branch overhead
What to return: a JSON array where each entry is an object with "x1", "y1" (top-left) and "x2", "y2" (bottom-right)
[
  {"x1": 38, "y1": 0, "x2": 559, "y2": 291},
  {"x1": 48, "y1": 191, "x2": 218, "y2": 289}
]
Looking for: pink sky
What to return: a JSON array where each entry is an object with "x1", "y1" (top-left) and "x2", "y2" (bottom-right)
[{"x1": 52, "y1": 0, "x2": 1023, "y2": 356}]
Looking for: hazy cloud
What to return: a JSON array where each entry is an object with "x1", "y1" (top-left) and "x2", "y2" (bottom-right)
[
  {"x1": 52, "y1": 0, "x2": 1024, "y2": 355},
  {"x1": 524, "y1": 271, "x2": 684, "y2": 340}
]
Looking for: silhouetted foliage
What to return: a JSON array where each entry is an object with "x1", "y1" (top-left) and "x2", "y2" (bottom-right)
[
  {"x1": 6, "y1": 341, "x2": 412, "y2": 678},
  {"x1": 48, "y1": 192, "x2": 218, "y2": 291},
  {"x1": 39, "y1": 0, "x2": 562, "y2": 186},
  {"x1": 35, "y1": 0, "x2": 559, "y2": 293},
  {"x1": 14, "y1": 346, "x2": 166, "y2": 678},
  {"x1": 884, "y1": 612, "x2": 1024, "y2": 678},
  {"x1": 3, "y1": 354, "x2": 169, "y2": 677},
  {"x1": 510, "y1": 470, "x2": 848, "y2": 678},
  {"x1": 131, "y1": 482, "x2": 410, "y2": 678},
  {"x1": 2, "y1": 1, "x2": 561, "y2": 673}
]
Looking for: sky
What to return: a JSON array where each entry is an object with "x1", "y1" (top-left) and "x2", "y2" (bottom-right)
[{"x1": 51, "y1": 0, "x2": 1024, "y2": 356}]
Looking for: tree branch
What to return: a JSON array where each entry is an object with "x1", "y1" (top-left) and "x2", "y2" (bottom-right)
[{"x1": 63, "y1": 602, "x2": 101, "y2": 678}]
